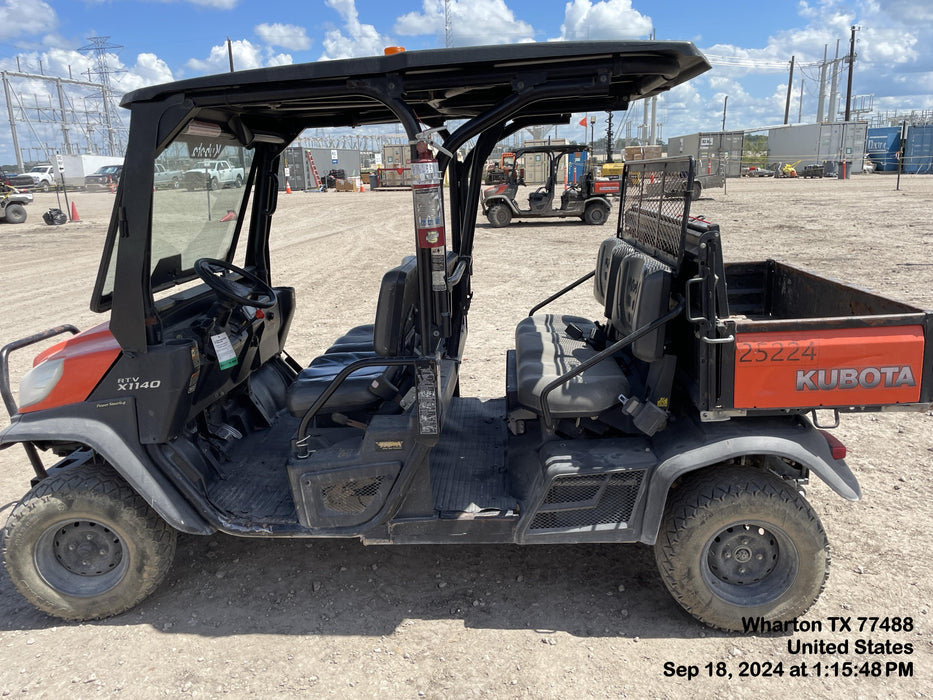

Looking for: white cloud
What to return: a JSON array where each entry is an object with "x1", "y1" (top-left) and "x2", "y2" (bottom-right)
[
  {"x1": 0, "y1": 0, "x2": 58, "y2": 41},
  {"x1": 186, "y1": 39, "x2": 291, "y2": 74},
  {"x1": 320, "y1": 0, "x2": 393, "y2": 60},
  {"x1": 395, "y1": 0, "x2": 534, "y2": 46},
  {"x1": 557, "y1": 0, "x2": 652, "y2": 41},
  {"x1": 255, "y1": 22, "x2": 311, "y2": 51},
  {"x1": 114, "y1": 53, "x2": 175, "y2": 93}
]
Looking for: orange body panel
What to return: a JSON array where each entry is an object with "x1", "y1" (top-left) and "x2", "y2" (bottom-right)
[
  {"x1": 19, "y1": 322, "x2": 122, "y2": 413},
  {"x1": 592, "y1": 180, "x2": 620, "y2": 195},
  {"x1": 733, "y1": 326, "x2": 924, "y2": 409}
]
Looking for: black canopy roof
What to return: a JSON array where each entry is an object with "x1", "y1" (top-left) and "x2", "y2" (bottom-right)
[{"x1": 121, "y1": 41, "x2": 710, "y2": 133}]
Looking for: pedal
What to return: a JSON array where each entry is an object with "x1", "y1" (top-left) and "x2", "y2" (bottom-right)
[{"x1": 209, "y1": 423, "x2": 243, "y2": 441}]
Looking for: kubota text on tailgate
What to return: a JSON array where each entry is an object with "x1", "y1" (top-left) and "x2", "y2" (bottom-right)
[{"x1": 733, "y1": 326, "x2": 925, "y2": 409}]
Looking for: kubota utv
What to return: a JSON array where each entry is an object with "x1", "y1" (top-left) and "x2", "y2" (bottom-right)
[
  {"x1": 1, "y1": 42, "x2": 931, "y2": 631},
  {"x1": 481, "y1": 144, "x2": 611, "y2": 227}
]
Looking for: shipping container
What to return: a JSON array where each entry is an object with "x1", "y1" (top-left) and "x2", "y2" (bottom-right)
[
  {"x1": 378, "y1": 145, "x2": 412, "y2": 187},
  {"x1": 666, "y1": 132, "x2": 744, "y2": 177},
  {"x1": 522, "y1": 138, "x2": 568, "y2": 184},
  {"x1": 277, "y1": 147, "x2": 362, "y2": 191},
  {"x1": 767, "y1": 121, "x2": 868, "y2": 174},
  {"x1": 866, "y1": 127, "x2": 900, "y2": 172},
  {"x1": 904, "y1": 125, "x2": 933, "y2": 174}
]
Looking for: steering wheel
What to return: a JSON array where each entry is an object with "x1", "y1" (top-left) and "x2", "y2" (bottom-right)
[{"x1": 193, "y1": 258, "x2": 276, "y2": 308}]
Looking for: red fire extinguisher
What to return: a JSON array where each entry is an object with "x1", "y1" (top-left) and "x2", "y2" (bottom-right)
[{"x1": 410, "y1": 138, "x2": 447, "y2": 293}]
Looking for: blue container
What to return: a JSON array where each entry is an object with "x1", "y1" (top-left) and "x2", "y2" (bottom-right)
[
  {"x1": 566, "y1": 150, "x2": 588, "y2": 183},
  {"x1": 866, "y1": 127, "x2": 900, "y2": 172},
  {"x1": 904, "y1": 125, "x2": 933, "y2": 174}
]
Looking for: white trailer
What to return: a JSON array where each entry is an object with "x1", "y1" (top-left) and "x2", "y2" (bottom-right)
[{"x1": 60, "y1": 155, "x2": 124, "y2": 188}]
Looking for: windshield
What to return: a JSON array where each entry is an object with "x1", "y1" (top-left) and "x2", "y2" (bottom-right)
[
  {"x1": 95, "y1": 165, "x2": 121, "y2": 174},
  {"x1": 95, "y1": 131, "x2": 253, "y2": 303}
]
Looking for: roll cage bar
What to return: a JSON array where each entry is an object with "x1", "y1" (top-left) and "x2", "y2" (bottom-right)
[{"x1": 94, "y1": 42, "x2": 710, "y2": 354}]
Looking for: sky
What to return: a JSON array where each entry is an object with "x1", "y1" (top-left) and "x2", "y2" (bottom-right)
[{"x1": 0, "y1": 0, "x2": 931, "y2": 163}]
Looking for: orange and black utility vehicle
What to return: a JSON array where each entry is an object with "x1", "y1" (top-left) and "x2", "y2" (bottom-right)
[{"x1": 1, "y1": 42, "x2": 931, "y2": 630}]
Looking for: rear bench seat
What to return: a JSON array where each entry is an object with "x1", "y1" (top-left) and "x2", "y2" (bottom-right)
[
  {"x1": 286, "y1": 257, "x2": 418, "y2": 417},
  {"x1": 514, "y1": 240, "x2": 672, "y2": 420}
]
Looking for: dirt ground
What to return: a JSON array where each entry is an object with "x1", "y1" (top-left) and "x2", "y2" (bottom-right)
[{"x1": 0, "y1": 175, "x2": 930, "y2": 698}]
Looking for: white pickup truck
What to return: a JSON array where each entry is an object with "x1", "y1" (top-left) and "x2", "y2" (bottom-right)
[
  {"x1": 153, "y1": 163, "x2": 186, "y2": 189},
  {"x1": 182, "y1": 160, "x2": 245, "y2": 191},
  {"x1": 21, "y1": 165, "x2": 56, "y2": 191}
]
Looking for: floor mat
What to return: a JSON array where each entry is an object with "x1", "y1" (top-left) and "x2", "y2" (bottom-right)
[
  {"x1": 207, "y1": 413, "x2": 299, "y2": 523},
  {"x1": 430, "y1": 397, "x2": 515, "y2": 514}
]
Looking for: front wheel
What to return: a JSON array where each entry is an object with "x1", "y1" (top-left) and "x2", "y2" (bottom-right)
[
  {"x1": 584, "y1": 202, "x2": 609, "y2": 225},
  {"x1": 3, "y1": 203, "x2": 27, "y2": 224},
  {"x1": 654, "y1": 466, "x2": 829, "y2": 631},
  {"x1": 2, "y1": 464, "x2": 177, "y2": 621},
  {"x1": 690, "y1": 181, "x2": 702, "y2": 201},
  {"x1": 486, "y1": 203, "x2": 512, "y2": 228}
]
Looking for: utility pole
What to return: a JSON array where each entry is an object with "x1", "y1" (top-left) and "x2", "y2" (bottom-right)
[
  {"x1": 227, "y1": 37, "x2": 235, "y2": 72},
  {"x1": 798, "y1": 78, "x2": 805, "y2": 123},
  {"x1": 816, "y1": 44, "x2": 828, "y2": 122},
  {"x1": 606, "y1": 112, "x2": 614, "y2": 162},
  {"x1": 844, "y1": 25, "x2": 858, "y2": 122},
  {"x1": 828, "y1": 40, "x2": 841, "y2": 121},
  {"x1": 784, "y1": 55, "x2": 795, "y2": 124}
]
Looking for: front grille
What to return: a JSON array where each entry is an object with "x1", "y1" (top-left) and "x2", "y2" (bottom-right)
[{"x1": 530, "y1": 472, "x2": 644, "y2": 531}]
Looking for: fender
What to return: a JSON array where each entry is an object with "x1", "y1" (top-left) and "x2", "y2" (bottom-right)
[
  {"x1": 583, "y1": 195, "x2": 612, "y2": 208},
  {"x1": 482, "y1": 194, "x2": 521, "y2": 215},
  {"x1": 638, "y1": 423, "x2": 860, "y2": 546},
  {"x1": 0, "y1": 403, "x2": 214, "y2": 535}
]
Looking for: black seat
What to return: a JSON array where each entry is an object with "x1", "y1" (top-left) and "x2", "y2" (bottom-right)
[
  {"x1": 514, "y1": 242, "x2": 672, "y2": 419},
  {"x1": 286, "y1": 258, "x2": 419, "y2": 417}
]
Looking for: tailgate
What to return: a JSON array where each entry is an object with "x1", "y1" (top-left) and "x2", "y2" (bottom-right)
[{"x1": 732, "y1": 324, "x2": 927, "y2": 410}]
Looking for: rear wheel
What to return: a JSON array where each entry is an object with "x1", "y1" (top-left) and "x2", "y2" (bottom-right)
[
  {"x1": 654, "y1": 466, "x2": 829, "y2": 631},
  {"x1": 584, "y1": 202, "x2": 609, "y2": 225},
  {"x1": 486, "y1": 203, "x2": 512, "y2": 228},
  {"x1": 691, "y1": 181, "x2": 702, "y2": 201},
  {"x1": 3, "y1": 203, "x2": 27, "y2": 224},
  {"x1": 2, "y1": 464, "x2": 177, "y2": 621},
  {"x1": 234, "y1": 175, "x2": 243, "y2": 188}
]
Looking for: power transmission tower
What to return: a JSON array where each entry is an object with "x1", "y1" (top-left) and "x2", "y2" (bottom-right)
[
  {"x1": 444, "y1": 0, "x2": 452, "y2": 48},
  {"x1": 78, "y1": 35, "x2": 126, "y2": 156}
]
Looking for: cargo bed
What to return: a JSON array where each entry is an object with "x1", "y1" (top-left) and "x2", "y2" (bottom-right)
[{"x1": 718, "y1": 261, "x2": 933, "y2": 413}]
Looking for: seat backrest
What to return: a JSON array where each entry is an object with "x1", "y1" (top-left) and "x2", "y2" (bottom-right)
[
  {"x1": 373, "y1": 256, "x2": 419, "y2": 357},
  {"x1": 609, "y1": 248, "x2": 672, "y2": 362},
  {"x1": 593, "y1": 238, "x2": 622, "y2": 310}
]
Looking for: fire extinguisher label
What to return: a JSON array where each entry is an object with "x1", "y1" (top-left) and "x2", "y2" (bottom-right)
[
  {"x1": 411, "y1": 160, "x2": 439, "y2": 184},
  {"x1": 414, "y1": 187, "x2": 442, "y2": 228}
]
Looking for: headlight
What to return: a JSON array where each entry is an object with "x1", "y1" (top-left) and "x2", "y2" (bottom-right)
[{"x1": 19, "y1": 359, "x2": 64, "y2": 409}]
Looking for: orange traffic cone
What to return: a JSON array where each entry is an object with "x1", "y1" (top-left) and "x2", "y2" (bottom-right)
[
  {"x1": 285, "y1": 178, "x2": 292, "y2": 194},
  {"x1": 109, "y1": 176, "x2": 115, "y2": 193},
  {"x1": 220, "y1": 209, "x2": 236, "y2": 222},
  {"x1": 70, "y1": 201, "x2": 80, "y2": 221},
  {"x1": 359, "y1": 178, "x2": 364, "y2": 192}
]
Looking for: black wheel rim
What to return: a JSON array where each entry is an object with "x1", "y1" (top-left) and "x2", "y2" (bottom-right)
[
  {"x1": 701, "y1": 520, "x2": 798, "y2": 607},
  {"x1": 590, "y1": 207, "x2": 607, "y2": 224},
  {"x1": 35, "y1": 520, "x2": 128, "y2": 597}
]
